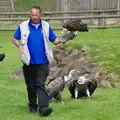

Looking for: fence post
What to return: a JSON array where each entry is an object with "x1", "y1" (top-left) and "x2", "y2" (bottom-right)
[
  {"x1": 103, "y1": 11, "x2": 106, "y2": 27},
  {"x1": 61, "y1": 0, "x2": 68, "y2": 23},
  {"x1": 56, "y1": 0, "x2": 60, "y2": 12},
  {"x1": 91, "y1": 0, "x2": 94, "y2": 24},
  {"x1": 10, "y1": 0, "x2": 15, "y2": 18},
  {"x1": 117, "y1": 0, "x2": 120, "y2": 20},
  {"x1": 98, "y1": 0, "x2": 106, "y2": 27}
]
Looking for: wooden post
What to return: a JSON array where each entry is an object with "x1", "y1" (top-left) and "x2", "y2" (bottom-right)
[
  {"x1": 102, "y1": 11, "x2": 106, "y2": 27},
  {"x1": 91, "y1": 0, "x2": 94, "y2": 24},
  {"x1": 61, "y1": 0, "x2": 68, "y2": 23},
  {"x1": 98, "y1": 0, "x2": 105, "y2": 27},
  {"x1": 117, "y1": 0, "x2": 120, "y2": 20},
  {"x1": 56, "y1": 0, "x2": 60, "y2": 12},
  {"x1": 10, "y1": 0, "x2": 15, "y2": 18}
]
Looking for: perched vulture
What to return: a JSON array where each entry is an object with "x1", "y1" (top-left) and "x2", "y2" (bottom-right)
[
  {"x1": 68, "y1": 75, "x2": 97, "y2": 100},
  {"x1": 46, "y1": 69, "x2": 80, "y2": 104},
  {"x1": 63, "y1": 19, "x2": 89, "y2": 32},
  {"x1": 0, "y1": 54, "x2": 5, "y2": 62}
]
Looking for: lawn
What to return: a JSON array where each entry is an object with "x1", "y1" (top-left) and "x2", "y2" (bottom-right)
[{"x1": 0, "y1": 28, "x2": 120, "y2": 120}]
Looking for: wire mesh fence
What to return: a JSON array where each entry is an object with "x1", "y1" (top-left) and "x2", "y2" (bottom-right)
[
  {"x1": 12, "y1": 0, "x2": 120, "y2": 12},
  {"x1": 0, "y1": 0, "x2": 120, "y2": 30}
]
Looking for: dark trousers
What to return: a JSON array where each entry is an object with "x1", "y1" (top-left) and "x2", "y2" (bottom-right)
[{"x1": 23, "y1": 63, "x2": 49, "y2": 109}]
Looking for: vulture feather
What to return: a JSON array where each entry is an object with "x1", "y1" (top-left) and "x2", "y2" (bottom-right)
[{"x1": 46, "y1": 76, "x2": 65, "y2": 104}]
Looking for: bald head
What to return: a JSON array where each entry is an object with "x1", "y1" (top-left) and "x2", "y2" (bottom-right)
[{"x1": 30, "y1": 6, "x2": 41, "y2": 14}]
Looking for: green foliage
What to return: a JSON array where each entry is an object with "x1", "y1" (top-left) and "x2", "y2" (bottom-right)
[{"x1": 0, "y1": 29, "x2": 120, "y2": 119}]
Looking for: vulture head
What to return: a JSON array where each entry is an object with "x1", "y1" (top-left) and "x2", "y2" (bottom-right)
[{"x1": 65, "y1": 69, "x2": 80, "y2": 85}]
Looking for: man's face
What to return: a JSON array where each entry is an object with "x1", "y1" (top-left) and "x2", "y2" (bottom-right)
[{"x1": 30, "y1": 8, "x2": 41, "y2": 24}]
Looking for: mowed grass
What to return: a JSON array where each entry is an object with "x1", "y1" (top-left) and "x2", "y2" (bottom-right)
[
  {"x1": 67, "y1": 28, "x2": 120, "y2": 75},
  {"x1": 0, "y1": 29, "x2": 120, "y2": 120}
]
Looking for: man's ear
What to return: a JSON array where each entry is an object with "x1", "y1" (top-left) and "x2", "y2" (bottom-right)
[{"x1": 40, "y1": 16, "x2": 42, "y2": 19}]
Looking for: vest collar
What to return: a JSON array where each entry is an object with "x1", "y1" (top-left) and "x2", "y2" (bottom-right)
[{"x1": 29, "y1": 20, "x2": 42, "y2": 29}]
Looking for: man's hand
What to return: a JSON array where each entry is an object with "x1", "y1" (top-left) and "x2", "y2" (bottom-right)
[
  {"x1": 61, "y1": 32, "x2": 77, "y2": 43},
  {"x1": 21, "y1": 52, "x2": 28, "y2": 65},
  {"x1": 17, "y1": 45, "x2": 28, "y2": 65},
  {"x1": 21, "y1": 51, "x2": 30, "y2": 65},
  {"x1": 18, "y1": 45, "x2": 24, "y2": 54},
  {"x1": 53, "y1": 32, "x2": 77, "y2": 45}
]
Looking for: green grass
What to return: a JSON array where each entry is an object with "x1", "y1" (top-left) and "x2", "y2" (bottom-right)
[
  {"x1": 1, "y1": 29, "x2": 120, "y2": 120},
  {"x1": 67, "y1": 28, "x2": 120, "y2": 74}
]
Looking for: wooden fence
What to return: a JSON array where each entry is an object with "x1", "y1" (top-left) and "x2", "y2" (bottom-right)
[{"x1": 0, "y1": 9, "x2": 120, "y2": 31}]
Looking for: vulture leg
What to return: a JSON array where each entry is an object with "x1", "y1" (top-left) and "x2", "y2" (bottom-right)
[
  {"x1": 86, "y1": 89, "x2": 91, "y2": 100},
  {"x1": 61, "y1": 99, "x2": 64, "y2": 104},
  {"x1": 72, "y1": 31, "x2": 78, "y2": 36},
  {"x1": 54, "y1": 91, "x2": 64, "y2": 104},
  {"x1": 74, "y1": 89, "x2": 78, "y2": 99}
]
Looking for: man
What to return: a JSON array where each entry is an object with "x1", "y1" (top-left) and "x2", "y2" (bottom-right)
[{"x1": 12, "y1": 6, "x2": 76, "y2": 117}]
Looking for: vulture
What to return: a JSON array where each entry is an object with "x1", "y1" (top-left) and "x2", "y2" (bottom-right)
[
  {"x1": 46, "y1": 69, "x2": 80, "y2": 104},
  {"x1": 0, "y1": 54, "x2": 5, "y2": 62},
  {"x1": 63, "y1": 19, "x2": 89, "y2": 32},
  {"x1": 68, "y1": 75, "x2": 97, "y2": 100}
]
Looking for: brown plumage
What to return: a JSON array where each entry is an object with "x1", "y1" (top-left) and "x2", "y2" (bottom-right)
[{"x1": 63, "y1": 19, "x2": 88, "y2": 32}]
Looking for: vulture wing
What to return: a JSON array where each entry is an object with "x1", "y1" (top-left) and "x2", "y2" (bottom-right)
[{"x1": 46, "y1": 77, "x2": 65, "y2": 100}]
